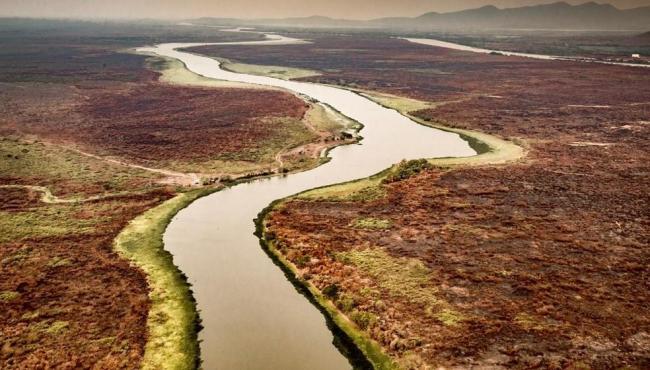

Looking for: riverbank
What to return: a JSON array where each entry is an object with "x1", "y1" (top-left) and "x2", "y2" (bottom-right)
[
  {"x1": 254, "y1": 35, "x2": 650, "y2": 367},
  {"x1": 148, "y1": 33, "x2": 475, "y2": 370},
  {"x1": 210, "y1": 41, "x2": 525, "y2": 367},
  {"x1": 113, "y1": 188, "x2": 219, "y2": 369},
  {"x1": 259, "y1": 113, "x2": 521, "y2": 369},
  {"x1": 0, "y1": 23, "x2": 354, "y2": 368}
]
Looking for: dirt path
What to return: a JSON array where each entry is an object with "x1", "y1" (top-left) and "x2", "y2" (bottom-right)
[
  {"x1": 0, "y1": 184, "x2": 142, "y2": 204},
  {"x1": 67, "y1": 147, "x2": 202, "y2": 186}
]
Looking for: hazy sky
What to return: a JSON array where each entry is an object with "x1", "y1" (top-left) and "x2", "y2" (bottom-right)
[{"x1": 1, "y1": 0, "x2": 649, "y2": 20}]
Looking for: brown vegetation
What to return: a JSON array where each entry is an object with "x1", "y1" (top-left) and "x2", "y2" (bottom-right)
[
  {"x1": 256, "y1": 35, "x2": 650, "y2": 368},
  {"x1": 1, "y1": 186, "x2": 175, "y2": 368},
  {"x1": 0, "y1": 21, "x2": 334, "y2": 369}
]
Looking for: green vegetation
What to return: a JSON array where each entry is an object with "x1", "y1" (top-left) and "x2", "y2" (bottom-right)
[
  {"x1": 383, "y1": 159, "x2": 432, "y2": 183},
  {"x1": 305, "y1": 103, "x2": 355, "y2": 134},
  {"x1": 0, "y1": 138, "x2": 158, "y2": 197},
  {"x1": 1, "y1": 246, "x2": 31, "y2": 265},
  {"x1": 351, "y1": 217, "x2": 392, "y2": 230},
  {"x1": 514, "y1": 312, "x2": 547, "y2": 331},
  {"x1": 144, "y1": 54, "x2": 264, "y2": 90},
  {"x1": 47, "y1": 257, "x2": 72, "y2": 268},
  {"x1": 358, "y1": 90, "x2": 435, "y2": 113},
  {"x1": 359, "y1": 91, "x2": 526, "y2": 166},
  {"x1": 336, "y1": 294, "x2": 357, "y2": 313},
  {"x1": 337, "y1": 248, "x2": 441, "y2": 308},
  {"x1": 260, "y1": 220, "x2": 398, "y2": 370},
  {"x1": 297, "y1": 173, "x2": 387, "y2": 202},
  {"x1": 218, "y1": 57, "x2": 321, "y2": 80},
  {"x1": 350, "y1": 310, "x2": 379, "y2": 330},
  {"x1": 0, "y1": 291, "x2": 20, "y2": 302},
  {"x1": 435, "y1": 309, "x2": 464, "y2": 326},
  {"x1": 0, "y1": 203, "x2": 108, "y2": 243},
  {"x1": 322, "y1": 284, "x2": 340, "y2": 299},
  {"x1": 113, "y1": 188, "x2": 217, "y2": 370},
  {"x1": 30, "y1": 320, "x2": 69, "y2": 336}
]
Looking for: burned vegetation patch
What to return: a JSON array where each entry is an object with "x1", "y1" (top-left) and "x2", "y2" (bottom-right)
[
  {"x1": 74, "y1": 84, "x2": 310, "y2": 165},
  {"x1": 268, "y1": 161, "x2": 650, "y2": 368},
  {"x1": 0, "y1": 189, "x2": 175, "y2": 369},
  {"x1": 259, "y1": 33, "x2": 650, "y2": 369}
]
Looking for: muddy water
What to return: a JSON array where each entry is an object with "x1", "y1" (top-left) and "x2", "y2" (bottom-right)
[{"x1": 139, "y1": 35, "x2": 475, "y2": 370}]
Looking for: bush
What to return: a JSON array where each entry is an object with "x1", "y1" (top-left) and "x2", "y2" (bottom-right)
[
  {"x1": 322, "y1": 284, "x2": 340, "y2": 299},
  {"x1": 383, "y1": 159, "x2": 432, "y2": 183},
  {"x1": 336, "y1": 294, "x2": 356, "y2": 312},
  {"x1": 351, "y1": 310, "x2": 378, "y2": 330}
]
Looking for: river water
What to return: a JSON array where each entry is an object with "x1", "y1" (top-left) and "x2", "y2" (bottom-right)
[
  {"x1": 402, "y1": 37, "x2": 650, "y2": 68},
  {"x1": 138, "y1": 34, "x2": 474, "y2": 370}
]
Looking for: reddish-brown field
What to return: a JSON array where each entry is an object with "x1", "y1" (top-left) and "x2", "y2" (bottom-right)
[
  {"x1": 2, "y1": 83, "x2": 308, "y2": 165},
  {"x1": 246, "y1": 35, "x2": 650, "y2": 368},
  {"x1": 0, "y1": 186, "x2": 175, "y2": 368},
  {"x1": 0, "y1": 22, "x2": 325, "y2": 369}
]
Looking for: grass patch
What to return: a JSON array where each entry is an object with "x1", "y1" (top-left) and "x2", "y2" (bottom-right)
[
  {"x1": 297, "y1": 173, "x2": 387, "y2": 202},
  {"x1": 305, "y1": 103, "x2": 352, "y2": 134},
  {"x1": 145, "y1": 54, "x2": 262, "y2": 89},
  {"x1": 259, "y1": 208, "x2": 398, "y2": 370},
  {"x1": 351, "y1": 217, "x2": 392, "y2": 230},
  {"x1": 113, "y1": 188, "x2": 217, "y2": 370},
  {"x1": 0, "y1": 198, "x2": 143, "y2": 243},
  {"x1": 383, "y1": 159, "x2": 432, "y2": 183},
  {"x1": 0, "y1": 138, "x2": 159, "y2": 197},
  {"x1": 30, "y1": 320, "x2": 69, "y2": 336},
  {"x1": 1, "y1": 246, "x2": 32, "y2": 266},
  {"x1": 90, "y1": 336, "x2": 116, "y2": 347},
  {"x1": 515, "y1": 312, "x2": 546, "y2": 331},
  {"x1": 358, "y1": 90, "x2": 434, "y2": 113},
  {"x1": 336, "y1": 248, "x2": 441, "y2": 309},
  {"x1": 218, "y1": 58, "x2": 320, "y2": 80},
  {"x1": 47, "y1": 257, "x2": 72, "y2": 268},
  {"x1": 435, "y1": 309, "x2": 464, "y2": 326},
  {"x1": 0, "y1": 291, "x2": 20, "y2": 302},
  {"x1": 350, "y1": 310, "x2": 379, "y2": 330},
  {"x1": 0, "y1": 205, "x2": 103, "y2": 243}
]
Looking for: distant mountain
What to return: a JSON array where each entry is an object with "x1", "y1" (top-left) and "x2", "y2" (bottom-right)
[
  {"x1": 191, "y1": 2, "x2": 650, "y2": 31},
  {"x1": 374, "y1": 2, "x2": 650, "y2": 30}
]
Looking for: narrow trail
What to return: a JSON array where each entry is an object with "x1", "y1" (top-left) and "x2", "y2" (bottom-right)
[
  {"x1": 0, "y1": 184, "x2": 138, "y2": 204},
  {"x1": 66, "y1": 147, "x2": 202, "y2": 186}
]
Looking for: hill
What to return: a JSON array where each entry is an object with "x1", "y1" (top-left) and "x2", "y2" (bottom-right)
[{"x1": 192, "y1": 2, "x2": 650, "y2": 30}]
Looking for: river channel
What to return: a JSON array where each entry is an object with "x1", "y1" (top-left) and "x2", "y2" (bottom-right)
[{"x1": 139, "y1": 32, "x2": 475, "y2": 370}]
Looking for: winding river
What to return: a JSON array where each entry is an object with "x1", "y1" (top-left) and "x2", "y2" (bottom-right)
[{"x1": 139, "y1": 33, "x2": 475, "y2": 369}]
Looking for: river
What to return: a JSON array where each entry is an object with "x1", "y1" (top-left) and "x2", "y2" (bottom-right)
[
  {"x1": 402, "y1": 37, "x2": 650, "y2": 68},
  {"x1": 138, "y1": 33, "x2": 475, "y2": 370}
]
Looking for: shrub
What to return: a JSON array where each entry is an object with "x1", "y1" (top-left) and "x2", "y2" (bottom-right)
[
  {"x1": 336, "y1": 294, "x2": 356, "y2": 312},
  {"x1": 350, "y1": 217, "x2": 392, "y2": 230},
  {"x1": 351, "y1": 310, "x2": 378, "y2": 330},
  {"x1": 383, "y1": 159, "x2": 432, "y2": 183},
  {"x1": 0, "y1": 291, "x2": 20, "y2": 301},
  {"x1": 322, "y1": 284, "x2": 340, "y2": 299}
]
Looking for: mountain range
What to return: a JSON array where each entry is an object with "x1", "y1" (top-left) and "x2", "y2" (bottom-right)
[{"x1": 192, "y1": 2, "x2": 650, "y2": 30}]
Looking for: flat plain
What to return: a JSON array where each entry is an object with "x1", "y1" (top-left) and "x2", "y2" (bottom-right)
[
  {"x1": 196, "y1": 32, "x2": 650, "y2": 369},
  {"x1": 0, "y1": 21, "x2": 347, "y2": 368}
]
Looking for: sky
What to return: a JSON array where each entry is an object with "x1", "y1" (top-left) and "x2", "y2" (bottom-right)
[{"x1": 1, "y1": 0, "x2": 649, "y2": 20}]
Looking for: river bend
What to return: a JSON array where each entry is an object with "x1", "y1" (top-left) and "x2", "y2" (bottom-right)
[{"x1": 139, "y1": 33, "x2": 475, "y2": 370}]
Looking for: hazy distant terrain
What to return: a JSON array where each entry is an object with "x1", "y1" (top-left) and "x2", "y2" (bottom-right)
[{"x1": 193, "y1": 2, "x2": 650, "y2": 30}]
